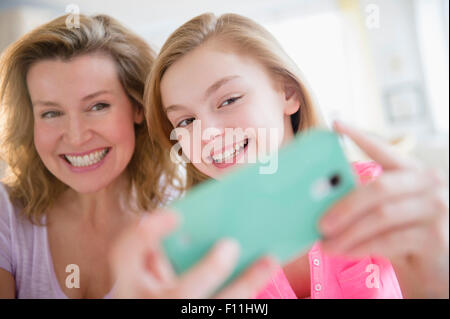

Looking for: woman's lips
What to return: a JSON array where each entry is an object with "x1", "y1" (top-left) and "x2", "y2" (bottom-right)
[
  {"x1": 60, "y1": 147, "x2": 111, "y2": 173},
  {"x1": 61, "y1": 146, "x2": 110, "y2": 157}
]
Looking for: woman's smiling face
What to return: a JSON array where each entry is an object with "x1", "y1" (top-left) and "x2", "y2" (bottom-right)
[
  {"x1": 160, "y1": 40, "x2": 300, "y2": 179},
  {"x1": 28, "y1": 52, "x2": 143, "y2": 193}
]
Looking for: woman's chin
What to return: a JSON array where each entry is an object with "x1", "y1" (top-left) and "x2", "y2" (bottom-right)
[{"x1": 59, "y1": 177, "x2": 111, "y2": 194}]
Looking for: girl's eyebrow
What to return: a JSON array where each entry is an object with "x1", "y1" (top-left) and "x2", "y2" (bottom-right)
[
  {"x1": 165, "y1": 75, "x2": 241, "y2": 114},
  {"x1": 204, "y1": 75, "x2": 241, "y2": 99},
  {"x1": 32, "y1": 90, "x2": 111, "y2": 108}
]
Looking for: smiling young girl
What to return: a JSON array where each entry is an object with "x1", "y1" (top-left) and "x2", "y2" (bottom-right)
[{"x1": 113, "y1": 12, "x2": 448, "y2": 299}]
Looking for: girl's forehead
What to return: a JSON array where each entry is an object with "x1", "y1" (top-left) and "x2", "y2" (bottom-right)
[{"x1": 161, "y1": 44, "x2": 272, "y2": 99}]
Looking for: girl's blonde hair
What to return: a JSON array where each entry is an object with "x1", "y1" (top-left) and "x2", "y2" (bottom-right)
[
  {"x1": 0, "y1": 14, "x2": 180, "y2": 224},
  {"x1": 145, "y1": 12, "x2": 320, "y2": 189}
]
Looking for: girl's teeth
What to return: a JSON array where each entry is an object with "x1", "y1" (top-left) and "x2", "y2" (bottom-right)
[
  {"x1": 212, "y1": 140, "x2": 247, "y2": 163},
  {"x1": 65, "y1": 148, "x2": 109, "y2": 167}
]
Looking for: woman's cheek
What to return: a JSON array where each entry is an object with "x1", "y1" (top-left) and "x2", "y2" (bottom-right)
[{"x1": 33, "y1": 123, "x2": 59, "y2": 159}]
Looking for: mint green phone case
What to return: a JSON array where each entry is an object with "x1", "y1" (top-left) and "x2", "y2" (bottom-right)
[{"x1": 163, "y1": 129, "x2": 356, "y2": 282}]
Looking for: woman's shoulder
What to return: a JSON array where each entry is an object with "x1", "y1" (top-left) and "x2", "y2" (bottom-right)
[
  {"x1": 0, "y1": 182, "x2": 36, "y2": 230},
  {"x1": 0, "y1": 182, "x2": 15, "y2": 220}
]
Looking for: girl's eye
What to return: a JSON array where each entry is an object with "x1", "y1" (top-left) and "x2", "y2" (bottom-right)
[
  {"x1": 91, "y1": 103, "x2": 110, "y2": 111},
  {"x1": 220, "y1": 95, "x2": 242, "y2": 108},
  {"x1": 40, "y1": 111, "x2": 62, "y2": 119},
  {"x1": 177, "y1": 118, "x2": 195, "y2": 128}
]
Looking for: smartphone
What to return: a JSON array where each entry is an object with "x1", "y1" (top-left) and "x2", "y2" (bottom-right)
[{"x1": 162, "y1": 129, "x2": 356, "y2": 283}]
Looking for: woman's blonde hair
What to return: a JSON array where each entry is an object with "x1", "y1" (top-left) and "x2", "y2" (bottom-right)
[
  {"x1": 0, "y1": 14, "x2": 180, "y2": 224},
  {"x1": 145, "y1": 12, "x2": 320, "y2": 189}
]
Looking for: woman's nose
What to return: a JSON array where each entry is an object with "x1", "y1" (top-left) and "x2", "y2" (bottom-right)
[{"x1": 63, "y1": 115, "x2": 93, "y2": 146}]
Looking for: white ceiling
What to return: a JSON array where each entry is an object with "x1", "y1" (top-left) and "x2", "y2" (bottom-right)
[{"x1": 1, "y1": 0, "x2": 338, "y2": 47}]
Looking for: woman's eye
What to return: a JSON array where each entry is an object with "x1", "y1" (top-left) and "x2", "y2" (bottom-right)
[
  {"x1": 220, "y1": 95, "x2": 242, "y2": 108},
  {"x1": 177, "y1": 118, "x2": 195, "y2": 128},
  {"x1": 41, "y1": 111, "x2": 62, "y2": 119},
  {"x1": 91, "y1": 103, "x2": 110, "y2": 111}
]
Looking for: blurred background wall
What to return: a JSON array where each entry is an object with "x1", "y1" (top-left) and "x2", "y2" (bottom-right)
[{"x1": 0, "y1": 0, "x2": 448, "y2": 179}]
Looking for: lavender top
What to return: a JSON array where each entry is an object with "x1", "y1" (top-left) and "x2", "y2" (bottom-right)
[{"x1": 0, "y1": 183, "x2": 115, "y2": 298}]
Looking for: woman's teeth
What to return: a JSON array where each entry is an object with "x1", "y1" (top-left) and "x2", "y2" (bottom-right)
[
  {"x1": 212, "y1": 140, "x2": 247, "y2": 163},
  {"x1": 64, "y1": 148, "x2": 109, "y2": 167}
]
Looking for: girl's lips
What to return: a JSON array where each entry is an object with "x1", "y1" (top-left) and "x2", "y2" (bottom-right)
[
  {"x1": 210, "y1": 139, "x2": 248, "y2": 158},
  {"x1": 211, "y1": 139, "x2": 249, "y2": 169}
]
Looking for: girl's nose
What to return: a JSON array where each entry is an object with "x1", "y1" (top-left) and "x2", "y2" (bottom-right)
[
  {"x1": 201, "y1": 126, "x2": 225, "y2": 147},
  {"x1": 199, "y1": 117, "x2": 226, "y2": 145}
]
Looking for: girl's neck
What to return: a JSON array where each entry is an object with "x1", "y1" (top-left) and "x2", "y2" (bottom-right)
[{"x1": 281, "y1": 115, "x2": 296, "y2": 146}]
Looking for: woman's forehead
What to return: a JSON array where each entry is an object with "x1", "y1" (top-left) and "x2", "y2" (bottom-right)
[{"x1": 27, "y1": 53, "x2": 122, "y2": 101}]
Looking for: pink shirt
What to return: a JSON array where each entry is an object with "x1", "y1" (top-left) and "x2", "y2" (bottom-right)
[{"x1": 255, "y1": 162, "x2": 403, "y2": 299}]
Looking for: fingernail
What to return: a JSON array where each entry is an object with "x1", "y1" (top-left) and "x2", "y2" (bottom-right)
[
  {"x1": 216, "y1": 238, "x2": 240, "y2": 263},
  {"x1": 333, "y1": 120, "x2": 343, "y2": 130}
]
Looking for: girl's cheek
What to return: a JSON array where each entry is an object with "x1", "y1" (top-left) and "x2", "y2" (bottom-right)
[
  {"x1": 177, "y1": 136, "x2": 212, "y2": 176},
  {"x1": 177, "y1": 137, "x2": 194, "y2": 162}
]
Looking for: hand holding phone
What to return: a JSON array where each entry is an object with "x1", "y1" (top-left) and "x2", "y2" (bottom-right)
[{"x1": 163, "y1": 129, "x2": 357, "y2": 283}]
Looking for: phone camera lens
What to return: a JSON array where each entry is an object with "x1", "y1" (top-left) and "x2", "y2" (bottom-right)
[{"x1": 329, "y1": 174, "x2": 341, "y2": 187}]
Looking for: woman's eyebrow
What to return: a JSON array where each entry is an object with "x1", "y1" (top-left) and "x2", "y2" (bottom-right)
[
  {"x1": 32, "y1": 90, "x2": 111, "y2": 108},
  {"x1": 81, "y1": 90, "x2": 111, "y2": 102},
  {"x1": 32, "y1": 100, "x2": 61, "y2": 108},
  {"x1": 165, "y1": 76, "x2": 241, "y2": 114}
]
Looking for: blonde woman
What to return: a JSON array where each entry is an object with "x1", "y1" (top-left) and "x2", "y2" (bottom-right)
[
  {"x1": 0, "y1": 13, "x2": 274, "y2": 299},
  {"x1": 111, "y1": 13, "x2": 449, "y2": 298}
]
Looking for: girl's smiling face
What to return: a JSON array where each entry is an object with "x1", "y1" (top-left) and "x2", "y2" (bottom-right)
[
  {"x1": 28, "y1": 52, "x2": 143, "y2": 193},
  {"x1": 160, "y1": 40, "x2": 300, "y2": 179}
]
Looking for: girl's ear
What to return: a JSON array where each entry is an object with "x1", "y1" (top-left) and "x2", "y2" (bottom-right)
[{"x1": 283, "y1": 83, "x2": 301, "y2": 116}]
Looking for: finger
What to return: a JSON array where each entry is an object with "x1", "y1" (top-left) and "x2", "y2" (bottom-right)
[
  {"x1": 333, "y1": 120, "x2": 419, "y2": 170},
  {"x1": 319, "y1": 169, "x2": 440, "y2": 237},
  {"x1": 137, "y1": 209, "x2": 180, "y2": 243},
  {"x1": 214, "y1": 256, "x2": 279, "y2": 299},
  {"x1": 321, "y1": 189, "x2": 446, "y2": 254},
  {"x1": 110, "y1": 232, "x2": 164, "y2": 298},
  {"x1": 332, "y1": 224, "x2": 428, "y2": 260},
  {"x1": 134, "y1": 210, "x2": 180, "y2": 284},
  {"x1": 110, "y1": 210, "x2": 179, "y2": 293},
  {"x1": 169, "y1": 239, "x2": 241, "y2": 298},
  {"x1": 144, "y1": 245, "x2": 177, "y2": 284}
]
